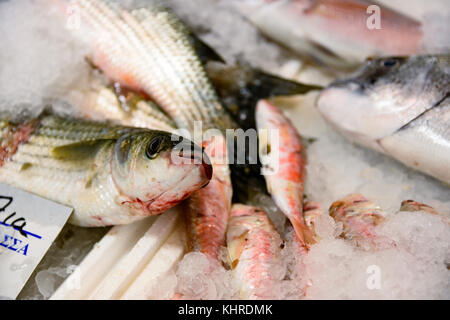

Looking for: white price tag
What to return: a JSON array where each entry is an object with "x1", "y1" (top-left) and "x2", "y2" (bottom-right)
[{"x1": 0, "y1": 183, "x2": 73, "y2": 299}]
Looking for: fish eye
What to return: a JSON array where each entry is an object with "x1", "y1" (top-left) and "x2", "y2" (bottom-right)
[
  {"x1": 146, "y1": 136, "x2": 164, "y2": 159},
  {"x1": 381, "y1": 58, "x2": 398, "y2": 68}
]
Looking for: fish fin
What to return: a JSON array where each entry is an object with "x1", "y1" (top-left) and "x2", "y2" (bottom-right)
[
  {"x1": 208, "y1": 63, "x2": 322, "y2": 129},
  {"x1": 227, "y1": 229, "x2": 250, "y2": 269},
  {"x1": 51, "y1": 140, "x2": 111, "y2": 161},
  {"x1": 291, "y1": 217, "x2": 316, "y2": 248},
  {"x1": 20, "y1": 162, "x2": 32, "y2": 171},
  {"x1": 250, "y1": 68, "x2": 323, "y2": 97},
  {"x1": 188, "y1": 32, "x2": 226, "y2": 65}
]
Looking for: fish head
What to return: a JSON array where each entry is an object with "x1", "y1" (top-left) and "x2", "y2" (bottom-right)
[
  {"x1": 329, "y1": 194, "x2": 386, "y2": 241},
  {"x1": 316, "y1": 55, "x2": 442, "y2": 149},
  {"x1": 226, "y1": 204, "x2": 258, "y2": 268},
  {"x1": 111, "y1": 130, "x2": 212, "y2": 214}
]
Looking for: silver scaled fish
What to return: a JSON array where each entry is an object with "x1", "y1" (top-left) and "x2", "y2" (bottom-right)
[
  {"x1": 317, "y1": 55, "x2": 450, "y2": 184},
  {"x1": 0, "y1": 113, "x2": 212, "y2": 226},
  {"x1": 233, "y1": 0, "x2": 423, "y2": 68},
  {"x1": 69, "y1": 0, "x2": 234, "y2": 131}
]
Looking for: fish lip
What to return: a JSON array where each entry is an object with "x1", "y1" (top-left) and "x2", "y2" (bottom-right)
[
  {"x1": 328, "y1": 79, "x2": 363, "y2": 92},
  {"x1": 175, "y1": 149, "x2": 213, "y2": 181},
  {"x1": 201, "y1": 161, "x2": 213, "y2": 181}
]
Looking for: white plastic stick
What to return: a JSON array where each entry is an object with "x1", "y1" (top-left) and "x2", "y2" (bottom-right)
[
  {"x1": 120, "y1": 222, "x2": 186, "y2": 300},
  {"x1": 87, "y1": 208, "x2": 181, "y2": 300},
  {"x1": 50, "y1": 216, "x2": 156, "y2": 300}
]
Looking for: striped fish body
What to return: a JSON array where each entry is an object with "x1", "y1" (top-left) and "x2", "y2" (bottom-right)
[
  {"x1": 71, "y1": 0, "x2": 234, "y2": 132},
  {"x1": 77, "y1": 82, "x2": 176, "y2": 132},
  {"x1": 0, "y1": 114, "x2": 212, "y2": 226}
]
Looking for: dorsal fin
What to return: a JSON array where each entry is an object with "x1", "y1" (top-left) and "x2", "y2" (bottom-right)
[{"x1": 188, "y1": 32, "x2": 226, "y2": 65}]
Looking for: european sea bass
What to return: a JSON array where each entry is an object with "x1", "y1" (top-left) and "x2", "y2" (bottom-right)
[
  {"x1": 317, "y1": 55, "x2": 450, "y2": 184},
  {"x1": 79, "y1": 81, "x2": 232, "y2": 261},
  {"x1": 226, "y1": 204, "x2": 282, "y2": 299},
  {"x1": 0, "y1": 113, "x2": 212, "y2": 226},
  {"x1": 69, "y1": 0, "x2": 234, "y2": 131},
  {"x1": 256, "y1": 100, "x2": 315, "y2": 247},
  {"x1": 233, "y1": 0, "x2": 423, "y2": 68}
]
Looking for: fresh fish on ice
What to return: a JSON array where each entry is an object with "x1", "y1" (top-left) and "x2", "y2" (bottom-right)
[
  {"x1": 69, "y1": 0, "x2": 234, "y2": 131},
  {"x1": 226, "y1": 204, "x2": 283, "y2": 299},
  {"x1": 329, "y1": 194, "x2": 393, "y2": 249},
  {"x1": 233, "y1": 0, "x2": 423, "y2": 68},
  {"x1": 207, "y1": 62, "x2": 322, "y2": 203},
  {"x1": 0, "y1": 113, "x2": 212, "y2": 226},
  {"x1": 184, "y1": 133, "x2": 232, "y2": 260},
  {"x1": 256, "y1": 100, "x2": 315, "y2": 246},
  {"x1": 317, "y1": 55, "x2": 450, "y2": 184}
]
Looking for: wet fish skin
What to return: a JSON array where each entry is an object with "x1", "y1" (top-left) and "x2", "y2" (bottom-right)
[
  {"x1": 233, "y1": 0, "x2": 423, "y2": 68},
  {"x1": 71, "y1": 0, "x2": 234, "y2": 132},
  {"x1": 317, "y1": 55, "x2": 450, "y2": 183},
  {"x1": 226, "y1": 204, "x2": 282, "y2": 300},
  {"x1": 256, "y1": 100, "x2": 315, "y2": 247},
  {"x1": 184, "y1": 133, "x2": 232, "y2": 260},
  {"x1": 0, "y1": 113, "x2": 212, "y2": 226}
]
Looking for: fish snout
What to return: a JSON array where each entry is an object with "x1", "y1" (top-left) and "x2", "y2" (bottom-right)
[
  {"x1": 171, "y1": 138, "x2": 213, "y2": 182},
  {"x1": 201, "y1": 158, "x2": 213, "y2": 181}
]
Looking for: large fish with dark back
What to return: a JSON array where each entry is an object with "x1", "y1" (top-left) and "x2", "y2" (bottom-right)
[{"x1": 317, "y1": 55, "x2": 450, "y2": 184}]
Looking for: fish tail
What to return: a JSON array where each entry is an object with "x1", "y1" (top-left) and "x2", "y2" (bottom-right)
[{"x1": 290, "y1": 216, "x2": 316, "y2": 247}]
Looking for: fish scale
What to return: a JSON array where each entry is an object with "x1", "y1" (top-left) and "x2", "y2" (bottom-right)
[
  {"x1": 317, "y1": 55, "x2": 450, "y2": 183},
  {"x1": 75, "y1": 0, "x2": 233, "y2": 132},
  {"x1": 0, "y1": 114, "x2": 212, "y2": 227},
  {"x1": 78, "y1": 84, "x2": 176, "y2": 131}
]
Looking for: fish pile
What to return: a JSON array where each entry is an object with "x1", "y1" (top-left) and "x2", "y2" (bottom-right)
[{"x1": 0, "y1": 0, "x2": 448, "y2": 300}]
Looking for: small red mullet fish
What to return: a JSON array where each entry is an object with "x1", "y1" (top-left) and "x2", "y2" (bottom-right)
[
  {"x1": 256, "y1": 100, "x2": 315, "y2": 247},
  {"x1": 184, "y1": 133, "x2": 232, "y2": 260},
  {"x1": 226, "y1": 204, "x2": 283, "y2": 299}
]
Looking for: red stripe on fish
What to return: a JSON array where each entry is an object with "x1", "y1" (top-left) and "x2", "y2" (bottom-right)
[
  {"x1": 184, "y1": 134, "x2": 232, "y2": 261},
  {"x1": 0, "y1": 120, "x2": 39, "y2": 167},
  {"x1": 256, "y1": 100, "x2": 314, "y2": 247}
]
